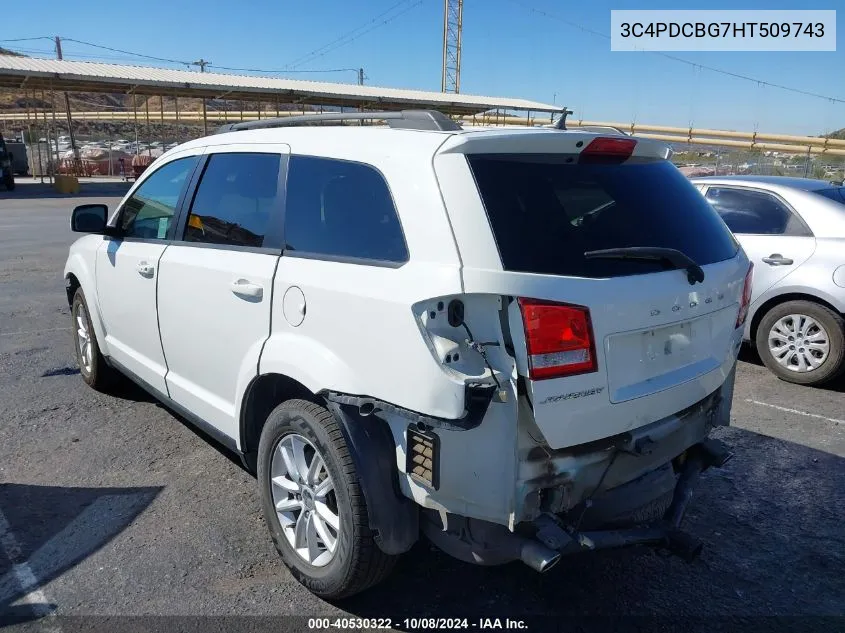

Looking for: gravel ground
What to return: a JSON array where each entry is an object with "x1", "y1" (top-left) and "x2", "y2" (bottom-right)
[{"x1": 1, "y1": 183, "x2": 844, "y2": 632}]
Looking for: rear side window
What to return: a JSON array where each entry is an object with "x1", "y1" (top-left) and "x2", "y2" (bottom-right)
[
  {"x1": 814, "y1": 187, "x2": 845, "y2": 205},
  {"x1": 183, "y1": 152, "x2": 282, "y2": 248},
  {"x1": 467, "y1": 155, "x2": 738, "y2": 278},
  {"x1": 284, "y1": 156, "x2": 408, "y2": 264},
  {"x1": 705, "y1": 187, "x2": 809, "y2": 236}
]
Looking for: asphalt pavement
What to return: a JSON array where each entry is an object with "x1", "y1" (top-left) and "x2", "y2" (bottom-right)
[{"x1": 1, "y1": 182, "x2": 843, "y2": 631}]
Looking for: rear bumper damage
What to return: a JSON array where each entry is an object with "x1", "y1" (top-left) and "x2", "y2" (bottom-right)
[
  {"x1": 422, "y1": 437, "x2": 733, "y2": 572},
  {"x1": 517, "y1": 372, "x2": 734, "y2": 523},
  {"x1": 528, "y1": 437, "x2": 734, "y2": 571}
]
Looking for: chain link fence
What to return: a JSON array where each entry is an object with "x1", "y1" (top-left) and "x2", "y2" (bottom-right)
[{"x1": 672, "y1": 147, "x2": 845, "y2": 184}]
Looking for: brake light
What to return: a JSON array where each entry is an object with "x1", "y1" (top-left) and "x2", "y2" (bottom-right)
[
  {"x1": 519, "y1": 298, "x2": 597, "y2": 380},
  {"x1": 580, "y1": 136, "x2": 637, "y2": 163},
  {"x1": 736, "y1": 263, "x2": 754, "y2": 328}
]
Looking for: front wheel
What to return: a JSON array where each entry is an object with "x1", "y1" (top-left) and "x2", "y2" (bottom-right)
[
  {"x1": 756, "y1": 300, "x2": 845, "y2": 386},
  {"x1": 71, "y1": 288, "x2": 117, "y2": 391},
  {"x1": 257, "y1": 399, "x2": 397, "y2": 599}
]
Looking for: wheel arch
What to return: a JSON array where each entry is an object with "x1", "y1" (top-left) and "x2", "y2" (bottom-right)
[
  {"x1": 64, "y1": 255, "x2": 109, "y2": 355},
  {"x1": 239, "y1": 373, "x2": 419, "y2": 555},
  {"x1": 239, "y1": 372, "x2": 318, "y2": 472},
  {"x1": 749, "y1": 291, "x2": 843, "y2": 342}
]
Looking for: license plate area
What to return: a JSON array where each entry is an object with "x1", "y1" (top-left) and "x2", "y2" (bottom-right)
[{"x1": 606, "y1": 317, "x2": 718, "y2": 403}]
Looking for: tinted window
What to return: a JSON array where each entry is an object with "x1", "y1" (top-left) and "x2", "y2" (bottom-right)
[
  {"x1": 467, "y1": 155, "x2": 738, "y2": 278},
  {"x1": 705, "y1": 187, "x2": 804, "y2": 235},
  {"x1": 284, "y1": 156, "x2": 408, "y2": 263},
  {"x1": 120, "y1": 156, "x2": 197, "y2": 239},
  {"x1": 814, "y1": 187, "x2": 845, "y2": 205},
  {"x1": 184, "y1": 153, "x2": 281, "y2": 248}
]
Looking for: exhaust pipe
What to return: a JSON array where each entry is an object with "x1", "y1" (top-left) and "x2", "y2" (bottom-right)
[
  {"x1": 665, "y1": 529, "x2": 704, "y2": 563},
  {"x1": 519, "y1": 539, "x2": 562, "y2": 573}
]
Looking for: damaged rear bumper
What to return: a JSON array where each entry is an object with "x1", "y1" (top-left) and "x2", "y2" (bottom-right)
[
  {"x1": 527, "y1": 437, "x2": 734, "y2": 571},
  {"x1": 422, "y1": 437, "x2": 734, "y2": 572},
  {"x1": 517, "y1": 376, "x2": 733, "y2": 522}
]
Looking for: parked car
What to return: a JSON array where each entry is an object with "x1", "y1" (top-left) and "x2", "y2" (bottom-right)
[
  {"x1": 5, "y1": 141, "x2": 29, "y2": 176},
  {"x1": 0, "y1": 133, "x2": 15, "y2": 190},
  {"x1": 65, "y1": 111, "x2": 749, "y2": 598},
  {"x1": 691, "y1": 176, "x2": 845, "y2": 386}
]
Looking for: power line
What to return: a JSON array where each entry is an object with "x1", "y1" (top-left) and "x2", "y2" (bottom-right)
[
  {"x1": 287, "y1": 0, "x2": 424, "y2": 69},
  {"x1": 209, "y1": 64, "x2": 360, "y2": 76},
  {"x1": 3, "y1": 43, "x2": 362, "y2": 78},
  {"x1": 2, "y1": 46, "x2": 174, "y2": 63},
  {"x1": 509, "y1": 0, "x2": 845, "y2": 106},
  {"x1": 61, "y1": 38, "x2": 192, "y2": 67},
  {"x1": 301, "y1": 0, "x2": 424, "y2": 66},
  {"x1": 0, "y1": 36, "x2": 54, "y2": 43},
  {"x1": 286, "y1": 0, "x2": 413, "y2": 68}
]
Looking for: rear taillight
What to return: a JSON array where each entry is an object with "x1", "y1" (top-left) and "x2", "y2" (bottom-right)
[
  {"x1": 519, "y1": 298, "x2": 597, "y2": 380},
  {"x1": 579, "y1": 136, "x2": 637, "y2": 163},
  {"x1": 736, "y1": 263, "x2": 754, "y2": 328}
]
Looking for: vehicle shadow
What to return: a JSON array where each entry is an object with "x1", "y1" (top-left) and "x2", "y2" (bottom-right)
[
  {"x1": 0, "y1": 483, "x2": 161, "y2": 623},
  {"x1": 92, "y1": 375, "x2": 248, "y2": 473},
  {"x1": 340, "y1": 426, "x2": 845, "y2": 622},
  {"x1": 739, "y1": 343, "x2": 845, "y2": 393},
  {"x1": 737, "y1": 343, "x2": 763, "y2": 367}
]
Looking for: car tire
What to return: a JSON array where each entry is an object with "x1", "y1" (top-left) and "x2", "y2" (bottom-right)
[
  {"x1": 257, "y1": 399, "x2": 397, "y2": 599},
  {"x1": 3, "y1": 174, "x2": 14, "y2": 191},
  {"x1": 71, "y1": 288, "x2": 117, "y2": 391},
  {"x1": 755, "y1": 300, "x2": 845, "y2": 386}
]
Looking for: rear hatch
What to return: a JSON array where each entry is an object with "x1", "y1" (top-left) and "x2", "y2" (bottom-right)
[{"x1": 444, "y1": 132, "x2": 750, "y2": 449}]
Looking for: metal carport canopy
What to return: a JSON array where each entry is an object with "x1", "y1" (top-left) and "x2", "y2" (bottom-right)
[{"x1": 0, "y1": 55, "x2": 560, "y2": 116}]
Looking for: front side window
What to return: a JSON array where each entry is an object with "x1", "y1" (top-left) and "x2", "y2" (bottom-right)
[
  {"x1": 183, "y1": 152, "x2": 282, "y2": 248},
  {"x1": 119, "y1": 156, "x2": 198, "y2": 239},
  {"x1": 705, "y1": 187, "x2": 806, "y2": 235},
  {"x1": 284, "y1": 156, "x2": 408, "y2": 263}
]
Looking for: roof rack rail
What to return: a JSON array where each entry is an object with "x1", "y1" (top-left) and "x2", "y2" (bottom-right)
[{"x1": 214, "y1": 109, "x2": 463, "y2": 134}]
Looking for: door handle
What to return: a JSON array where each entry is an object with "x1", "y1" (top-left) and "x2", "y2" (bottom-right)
[
  {"x1": 136, "y1": 261, "x2": 155, "y2": 277},
  {"x1": 761, "y1": 254, "x2": 794, "y2": 266},
  {"x1": 230, "y1": 279, "x2": 264, "y2": 300}
]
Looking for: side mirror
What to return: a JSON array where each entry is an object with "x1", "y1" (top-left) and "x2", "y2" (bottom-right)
[{"x1": 71, "y1": 204, "x2": 108, "y2": 233}]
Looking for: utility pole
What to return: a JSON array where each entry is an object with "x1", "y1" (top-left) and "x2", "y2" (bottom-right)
[
  {"x1": 358, "y1": 68, "x2": 364, "y2": 86},
  {"x1": 55, "y1": 36, "x2": 80, "y2": 173},
  {"x1": 192, "y1": 58, "x2": 210, "y2": 135}
]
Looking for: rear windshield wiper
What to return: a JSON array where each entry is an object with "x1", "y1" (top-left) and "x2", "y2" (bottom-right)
[{"x1": 584, "y1": 247, "x2": 705, "y2": 285}]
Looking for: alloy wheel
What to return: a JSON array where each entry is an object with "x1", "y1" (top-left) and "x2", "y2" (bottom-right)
[
  {"x1": 269, "y1": 433, "x2": 340, "y2": 567},
  {"x1": 75, "y1": 303, "x2": 93, "y2": 374}
]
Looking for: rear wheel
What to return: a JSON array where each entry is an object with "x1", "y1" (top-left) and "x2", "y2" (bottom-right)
[
  {"x1": 257, "y1": 399, "x2": 396, "y2": 599},
  {"x1": 755, "y1": 300, "x2": 845, "y2": 386}
]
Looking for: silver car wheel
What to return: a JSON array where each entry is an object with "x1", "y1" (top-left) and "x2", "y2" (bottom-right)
[
  {"x1": 768, "y1": 313, "x2": 830, "y2": 373},
  {"x1": 270, "y1": 433, "x2": 339, "y2": 567},
  {"x1": 75, "y1": 303, "x2": 93, "y2": 374}
]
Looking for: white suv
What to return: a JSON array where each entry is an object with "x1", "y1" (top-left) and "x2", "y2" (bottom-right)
[{"x1": 64, "y1": 110, "x2": 751, "y2": 599}]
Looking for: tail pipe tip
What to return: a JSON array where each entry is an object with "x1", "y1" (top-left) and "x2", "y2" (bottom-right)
[{"x1": 519, "y1": 539, "x2": 562, "y2": 573}]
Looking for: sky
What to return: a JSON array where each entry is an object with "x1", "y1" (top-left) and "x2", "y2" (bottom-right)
[{"x1": 2, "y1": 0, "x2": 844, "y2": 135}]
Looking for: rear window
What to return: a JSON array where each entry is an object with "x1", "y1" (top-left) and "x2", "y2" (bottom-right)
[
  {"x1": 813, "y1": 187, "x2": 845, "y2": 204},
  {"x1": 467, "y1": 154, "x2": 739, "y2": 278}
]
